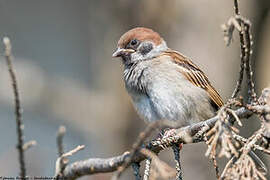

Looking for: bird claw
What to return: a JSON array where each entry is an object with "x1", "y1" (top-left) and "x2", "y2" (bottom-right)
[{"x1": 162, "y1": 129, "x2": 177, "y2": 139}]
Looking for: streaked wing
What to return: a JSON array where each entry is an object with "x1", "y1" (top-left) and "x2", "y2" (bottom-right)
[{"x1": 162, "y1": 50, "x2": 223, "y2": 108}]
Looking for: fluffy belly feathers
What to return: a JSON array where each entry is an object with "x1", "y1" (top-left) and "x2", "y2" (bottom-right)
[
  {"x1": 124, "y1": 59, "x2": 216, "y2": 126},
  {"x1": 129, "y1": 80, "x2": 215, "y2": 126}
]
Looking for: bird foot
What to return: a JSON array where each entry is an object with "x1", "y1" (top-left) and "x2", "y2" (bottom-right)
[
  {"x1": 159, "y1": 129, "x2": 183, "y2": 150},
  {"x1": 162, "y1": 128, "x2": 177, "y2": 138}
]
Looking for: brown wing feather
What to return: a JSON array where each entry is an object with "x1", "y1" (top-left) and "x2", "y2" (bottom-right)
[{"x1": 162, "y1": 50, "x2": 224, "y2": 108}]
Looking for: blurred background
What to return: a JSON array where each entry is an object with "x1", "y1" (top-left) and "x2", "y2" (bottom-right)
[{"x1": 0, "y1": 0, "x2": 269, "y2": 179}]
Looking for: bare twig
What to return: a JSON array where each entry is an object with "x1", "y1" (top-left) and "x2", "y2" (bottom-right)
[
  {"x1": 223, "y1": 0, "x2": 257, "y2": 103},
  {"x1": 232, "y1": 132, "x2": 270, "y2": 155},
  {"x1": 222, "y1": 16, "x2": 245, "y2": 100},
  {"x1": 220, "y1": 156, "x2": 236, "y2": 179},
  {"x1": 243, "y1": 21, "x2": 257, "y2": 103},
  {"x1": 231, "y1": 17, "x2": 245, "y2": 99},
  {"x1": 55, "y1": 125, "x2": 67, "y2": 178},
  {"x1": 233, "y1": 0, "x2": 239, "y2": 15},
  {"x1": 221, "y1": 17, "x2": 241, "y2": 46},
  {"x1": 23, "y1": 140, "x2": 37, "y2": 151},
  {"x1": 3, "y1": 37, "x2": 26, "y2": 178},
  {"x1": 57, "y1": 125, "x2": 66, "y2": 157},
  {"x1": 222, "y1": 153, "x2": 266, "y2": 180},
  {"x1": 55, "y1": 145, "x2": 85, "y2": 177},
  {"x1": 205, "y1": 100, "x2": 242, "y2": 159},
  {"x1": 222, "y1": 0, "x2": 248, "y2": 100},
  {"x1": 211, "y1": 155, "x2": 219, "y2": 179},
  {"x1": 61, "y1": 145, "x2": 85, "y2": 159}
]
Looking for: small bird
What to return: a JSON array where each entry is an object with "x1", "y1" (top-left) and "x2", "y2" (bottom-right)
[
  {"x1": 113, "y1": 27, "x2": 223, "y2": 126},
  {"x1": 112, "y1": 27, "x2": 267, "y2": 174}
]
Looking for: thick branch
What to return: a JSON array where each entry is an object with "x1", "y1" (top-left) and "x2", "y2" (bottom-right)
[
  {"x1": 63, "y1": 153, "x2": 128, "y2": 178},
  {"x1": 63, "y1": 107, "x2": 251, "y2": 179}
]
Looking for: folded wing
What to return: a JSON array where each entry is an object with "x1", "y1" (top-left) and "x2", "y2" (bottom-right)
[{"x1": 162, "y1": 50, "x2": 224, "y2": 109}]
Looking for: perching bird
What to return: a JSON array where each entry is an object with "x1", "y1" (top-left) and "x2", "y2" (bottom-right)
[
  {"x1": 113, "y1": 27, "x2": 223, "y2": 126},
  {"x1": 112, "y1": 27, "x2": 267, "y2": 176}
]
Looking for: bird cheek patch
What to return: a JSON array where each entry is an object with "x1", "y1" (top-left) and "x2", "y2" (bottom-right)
[{"x1": 139, "y1": 43, "x2": 153, "y2": 56}]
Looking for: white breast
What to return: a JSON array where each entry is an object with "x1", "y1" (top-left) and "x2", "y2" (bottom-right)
[
  {"x1": 129, "y1": 92, "x2": 159, "y2": 122},
  {"x1": 124, "y1": 57, "x2": 215, "y2": 125}
]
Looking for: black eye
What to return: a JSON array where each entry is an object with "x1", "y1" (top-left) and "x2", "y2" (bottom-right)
[{"x1": 130, "y1": 39, "x2": 138, "y2": 46}]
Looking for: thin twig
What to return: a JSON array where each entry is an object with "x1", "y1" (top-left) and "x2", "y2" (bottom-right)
[
  {"x1": 230, "y1": 0, "x2": 245, "y2": 99},
  {"x1": 55, "y1": 145, "x2": 85, "y2": 177},
  {"x1": 220, "y1": 156, "x2": 236, "y2": 179},
  {"x1": 56, "y1": 125, "x2": 67, "y2": 178},
  {"x1": 229, "y1": 0, "x2": 257, "y2": 103},
  {"x1": 234, "y1": 0, "x2": 240, "y2": 15},
  {"x1": 62, "y1": 145, "x2": 85, "y2": 158},
  {"x1": 232, "y1": 35, "x2": 245, "y2": 98},
  {"x1": 243, "y1": 21, "x2": 257, "y2": 103},
  {"x1": 211, "y1": 155, "x2": 219, "y2": 179},
  {"x1": 232, "y1": 132, "x2": 270, "y2": 154},
  {"x1": 3, "y1": 37, "x2": 26, "y2": 178},
  {"x1": 23, "y1": 140, "x2": 37, "y2": 151},
  {"x1": 57, "y1": 125, "x2": 66, "y2": 157}
]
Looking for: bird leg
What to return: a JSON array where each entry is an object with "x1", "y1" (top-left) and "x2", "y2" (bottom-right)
[
  {"x1": 172, "y1": 144, "x2": 183, "y2": 180},
  {"x1": 131, "y1": 162, "x2": 141, "y2": 180},
  {"x1": 162, "y1": 128, "x2": 183, "y2": 180}
]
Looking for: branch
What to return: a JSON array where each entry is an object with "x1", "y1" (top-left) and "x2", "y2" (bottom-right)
[
  {"x1": 63, "y1": 152, "x2": 128, "y2": 178},
  {"x1": 62, "y1": 107, "x2": 251, "y2": 179},
  {"x1": 55, "y1": 145, "x2": 85, "y2": 177},
  {"x1": 243, "y1": 20, "x2": 257, "y2": 103},
  {"x1": 3, "y1": 37, "x2": 26, "y2": 178},
  {"x1": 23, "y1": 140, "x2": 37, "y2": 151},
  {"x1": 57, "y1": 125, "x2": 66, "y2": 157},
  {"x1": 55, "y1": 125, "x2": 67, "y2": 178},
  {"x1": 231, "y1": 6, "x2": 246, "y2": 99},
  {"x1": 223, "y1": 0, "x2": 256, "y2": 102}
]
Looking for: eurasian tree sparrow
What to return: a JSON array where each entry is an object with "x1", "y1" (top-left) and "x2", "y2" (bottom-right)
[
  {"x1": 112, "y1": 27, "x2": 267, "y2": 173},
  {"x1": 113, "y1": 27, "x2": 223, "y2": 127}
]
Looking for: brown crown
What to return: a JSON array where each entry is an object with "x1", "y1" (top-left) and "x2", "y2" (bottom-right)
[{"x1": 117, "y1": 27, "x2": 163, "y2": 48}]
